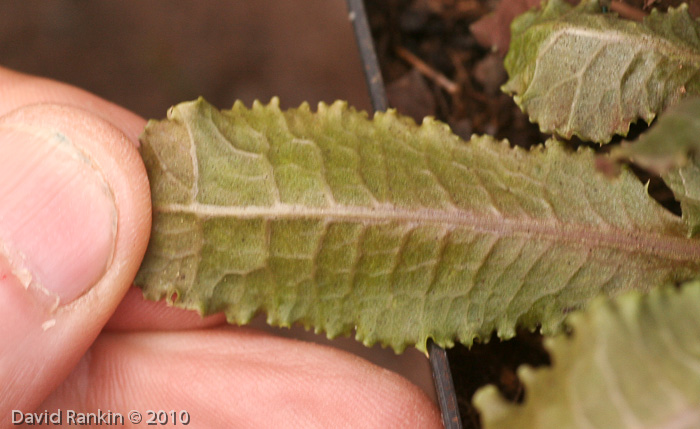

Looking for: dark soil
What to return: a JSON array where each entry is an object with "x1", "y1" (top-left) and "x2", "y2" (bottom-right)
[{"x1": 366, "y1": 1, "x2": 697, "y2": 427}]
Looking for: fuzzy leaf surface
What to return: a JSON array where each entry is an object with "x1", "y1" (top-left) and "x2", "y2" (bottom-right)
[
  {"x1": 503, "y1": 0, "x2": 700, "y2": 143},
  {"x1": 605, "y1": 97, "x2": 700, "y2": 237},
  {"x1": 663, "y1": 163, "x2": 700, "y2": 238},
  {"x1": 474, "y1": 281, "x2": 700, "y2": 429},
  {"x1": 609, "y1": 97, "x2": 700, "y2": 175},
  {"x1": 136, "y1": 98, "x2": 700, "y2": 353}
]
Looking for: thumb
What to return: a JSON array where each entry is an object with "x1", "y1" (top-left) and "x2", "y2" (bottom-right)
[{"x1": 0, "y1": 104, "x2": 151, "y2": 415}]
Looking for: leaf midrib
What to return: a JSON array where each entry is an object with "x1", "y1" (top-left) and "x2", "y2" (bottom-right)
[{"x1": 157, "y1": 202, "x2": 700, "y2": 262}]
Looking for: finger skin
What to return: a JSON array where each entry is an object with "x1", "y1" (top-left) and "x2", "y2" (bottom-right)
[
  {"x1": 0, "y1": 65, "x2": 228, "y2": 330},
  {"x1": 106, "y1": 287, "x2": 227, "y2": 331},
  {"x1": 41, "y1": 328, "x2": 442, "y2": 429},
  {"x1": 0, "y1": 103, "x2": 152, "y2": 419},
  {"x1": 0, "y1": 67, "x2": 145, "y2": 143}
]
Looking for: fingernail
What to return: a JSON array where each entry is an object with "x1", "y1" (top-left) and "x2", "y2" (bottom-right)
[{"x1": 0, "y1": 124, "x2": 116, "y2": 305}]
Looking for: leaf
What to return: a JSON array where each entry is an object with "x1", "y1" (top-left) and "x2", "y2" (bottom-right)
[
  {"x1": 603, "y1": 97, "x2": 700, "y2": 237},
  {"x1": 474, "y1": 280, "x2": 700, "y2": 429},
  {"x1": 135, "y1": 98, "x2": 700, "y2": 353},
  {"x1": 609, "y1": 97, "x2": 700, "y2": 175},
  {"x1": 503, "y1": 0, "x2": 700, "y2": 143},
  {"x1": 663, "y1": 163, "x2": 700, "y2": 238}
]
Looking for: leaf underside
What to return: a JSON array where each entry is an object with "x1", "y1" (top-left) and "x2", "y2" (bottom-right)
[
  {"x1": 474, "y1": 281, "x2": 700, "y2": 429},
  {"x1": 609, "y1": 98, "x2": 700, "y2": 175},
  {"x1": 605, "y1": 97, "x2": 700, "y2": 237},
  {"x1": 135, "y1": 98, "x2": 700, "y2": 353},
  {"x1": 503, "y1": 0, "x2": 700, "y2": 143}
]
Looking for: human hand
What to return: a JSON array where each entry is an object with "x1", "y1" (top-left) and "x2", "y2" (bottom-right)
[{"x1": 0, "y1": 67, "x2": 441, "y2": 428}]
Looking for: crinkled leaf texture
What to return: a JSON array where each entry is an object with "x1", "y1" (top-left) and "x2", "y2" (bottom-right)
[
  {"x1": 135, "y1": 98, "x2": 700, "y2": 353},
  {"x1": 606, "y1": 97, "x2": 700, "y2": 237},
  {"x1": 474, "y1": 281, "x2": 700, "y2": 429},
  {"x1": 503, "y1": 0, "x2": 700, "y2": 143},
  {"x1": 609, "y1": 98, "x2": 700, "y2": 175},
  {"x1": 663, "y1": 163, "x2": 700, "y2": 239}
]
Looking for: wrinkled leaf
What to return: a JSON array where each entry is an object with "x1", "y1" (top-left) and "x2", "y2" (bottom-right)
[
  {"x1": 503, "y1": 0, "x2": 700, "y2": 143},
  {"x1": 474, "y1": 281, "x2": 700, "y2": 429},
  {"x1": 609, "y1": 97, "x2": 700, "y2": 175},
  {"x1": 605, "y1": 97, "x2": 700, "y2": 237},
  {"x1": 135, "y1": 98, "x2": 700, "y2": 353},
  {"x1": 663, "y1": 162, "x2": 700, "y2": 238}
]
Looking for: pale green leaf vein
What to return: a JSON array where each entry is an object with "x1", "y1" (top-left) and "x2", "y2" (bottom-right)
[{"x1": 155, "y1": 202, "x2": 700, "y2": 262}]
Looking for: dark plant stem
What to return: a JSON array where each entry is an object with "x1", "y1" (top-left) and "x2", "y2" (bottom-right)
[
  {"x1": 429, "y1": 341, "x2": 463, "y2": 428},
  {"x1": 346, "y1": 0, "x2": 387, "y2": 113}
]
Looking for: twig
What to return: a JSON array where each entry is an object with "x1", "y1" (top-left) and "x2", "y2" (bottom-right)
[
  {"x1": 610, "y1": 1, "x2": 648, "y2": 22},
  {"x1": 346, "y1": 0, "x2": 387, "y2": 112},
  {"x1": 429, "y1": 341, "x2": 463, "y2": 429},
  {"x1": 396, "y1": 46, "x2": 460, "y2": 95}
]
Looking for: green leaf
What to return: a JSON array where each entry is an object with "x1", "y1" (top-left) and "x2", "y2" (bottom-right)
[
  {"x1": 503, "y1": 0, "x2": 700, "y2": 143},
  {"x1": 604, "y1": 97, "x2": 700, "y2": 237},
  {"x1": 663, "y1": 163, "x2": 700, "y2": 238},
  {"x1": 609, "y1": 97, "x2": 700, "y2": 175},
  {"x1": 135, "y1": 98, "x2": 700, "y2": 353},
  {"x1": 474, "y1": 280, "x2": 700, "y2": 429}
]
